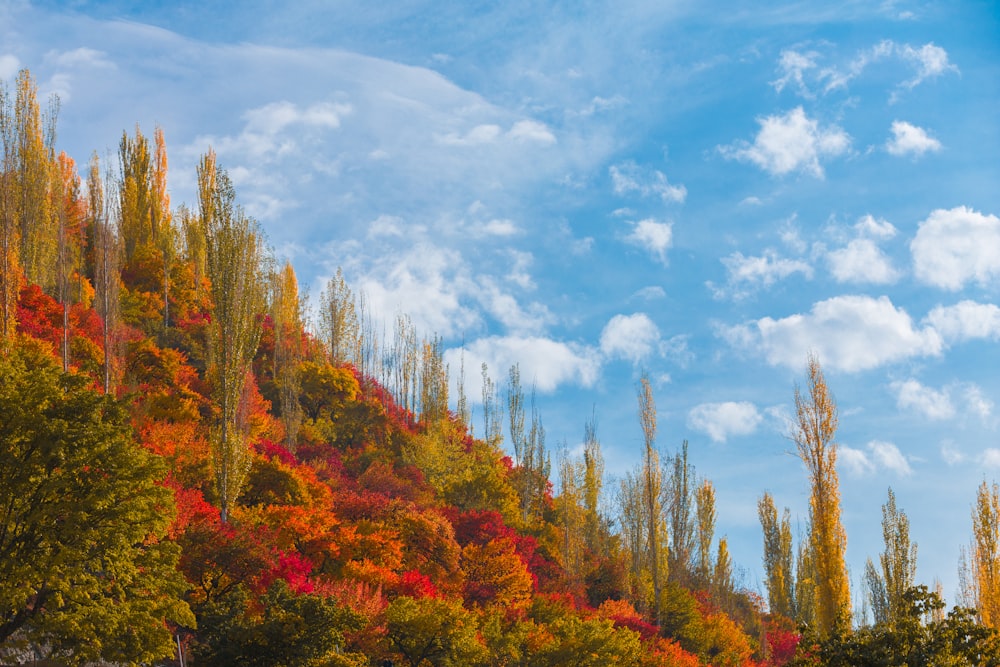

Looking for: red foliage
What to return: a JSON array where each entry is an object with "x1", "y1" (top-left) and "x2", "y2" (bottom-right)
[
  {"x1": 447, "y1": 509, "x2": 517, "y2": 547},
  {"x1": 260, "y1": 551, "x2": 315, "y2": 595},
  {"x1": 398, "y1": 569, "x2": 439, "y2": 599},
  {"x1": 764, "y1": 617, "x2": 801, "y2": 666},
  {"x1": 255, "y1": 438, "x2": 297, "y2": 467}
]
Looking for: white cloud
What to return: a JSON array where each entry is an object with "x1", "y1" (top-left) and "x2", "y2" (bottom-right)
[
  {"x1": 911, "y1": 207, "x2": 1000, "y2": 290},
  {"x1": 445, "y1": 336, "x2": 600, "y2": 394},
  {"x1": 720, "y1": 295, "x2": 942, "y2": 371},
  {"x1": 891, "y1": 379, "x2": 955, "y2": 419},
  {"x1": 46, "y1": 47, "x2": 115, "y2": 70},
  {"x1": 477, "y1": 278, "x2": 553, "y2": 335},
  {"x1": 687, "y1": 401, "x2": 763, "y2": 443},
  {"x1": 625, "y1": 218, "x2": 673, "y2": 265},
  {"x1": 772, "y1": 49, "x2": 818, "y2": 96},
  {"x1": 631, "y1": 286, "x2": 666, "y2": 301},
  {"x1": 964, "y1": 385, "x2": 994, "y2": 420},
  {"x1": 600, "y1": 313, "x2": 662, "y2": 364},
  {"x1": 480, "y1": 219, "x2": 519, "y2": 236},
  {"x1": 439, "y1": 123, "x2": 502, "y2": 146},
  {"x1": 610, "y1": 161, "x2": 687, "y2": 203},
  {"x1": 924, "y1": 301, "x2": 1000, "y2": 343},
  {"x1": 982, "y1": 449, "x2": 1000, "y2": 469},
  {"x1": 941, "y1": 442, "x2": 965, "y2": 466},
  {"x1": 840, "y1": 446, "x2": 875, "y2": 475},
  {"x1": 713, "y1": 250, "x2": 813, "y2": 298},
  {"x1": 855, "y1": 214, "x2": 897, "y2": 240},
  {"x1": 899, "y1": 42, "x2": 958, "y2": 89},
  {"x1": 840, "y1": 440, "x2": 912, "y2": 476},
  {"x1": 886, "y1": 121, "x2": 942, "y2": 157},
  {"x1": 0, "y1": 54, "x2": 20, "y2": 80},
  {"x1": 827, "y1": 238, "x2": 900, "y2": 284},
  {"x1": 507, "y1": 119, "x2": 556, "y2": 145},
  {"x1": 720, "y1": 107, "x2": 850, "y2": 178}
]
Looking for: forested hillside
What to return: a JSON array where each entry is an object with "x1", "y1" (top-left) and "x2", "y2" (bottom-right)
[{"x1": 2, "y1": 68, "x2": 998, "y2": 666}]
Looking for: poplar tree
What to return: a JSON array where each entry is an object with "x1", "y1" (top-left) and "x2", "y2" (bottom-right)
[
  {"x1": 864, "y1": 487, "x2": 917, "y2": 626},
  {"x1": 638, "y1": 373, "x2": 665, "y2": 623},
  {"x1": 695, "y1": 479, "x2": 717, "y2": 586},
  {"x1": 152, "y1": 127, "x2": 177, "y2": 331},
  {"x1": 582, "y1": 411, "x2": 605, "y2": 553},
  {"x1": 758, "y1": 491, "x2": 795, "y2": 618},
  {"x1": 668, "y1": 441, "x2": 696, "y2": 585},
  {"x1": 0, "y1": 78, "x2": 21, "y2": 350},
  {"x1": 14, "y1": 70, "x2": 57, "y2": 294},
  {"x1": 118, "y1": 126, "x2": 152, "y2": 264},
  {"x1": 971, "y1": 480, "x2": 1000, "y2": 628},
  {"x1": 88, "y1": 155, "x2": 120, "y2": 394},
  {"x1": 199, "y1": 149, "x2": 268, "y2": 523},
  {"x1": 793, "y1": 354, "x2": 850, "y2": 635},
  {"x1": 271, "y1": 261, "x2": 304, "y2": 449},
  {"x1": 319, "y1": 267, "x2": 358, "y2": 366}
]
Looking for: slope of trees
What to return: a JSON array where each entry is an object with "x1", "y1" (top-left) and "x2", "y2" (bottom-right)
[{"x1": 1, "y1": 66, "x2": 998, "y2": 665}]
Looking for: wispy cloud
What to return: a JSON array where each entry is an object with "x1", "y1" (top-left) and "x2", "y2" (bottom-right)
[
  {"x1": 610, "y1": 161, "x2": 687, "y2": 203},
  {"x1": 840, "y1": 440, "x2": 913, "y2": 476},
  {"x1": 624, "y1": 218, "x2": 673, "y2": 265}
]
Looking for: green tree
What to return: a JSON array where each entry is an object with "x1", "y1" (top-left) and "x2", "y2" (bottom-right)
[
  {"x1": 199, "y1": 149, "x2": 269, "y2": 522},
  {"x1": 0, "y1": 339, "x2": 193, "y2": 664},
  {"x1": 759, "y1": 491, "x2": 795, "y2": 618},
  {"x1": 271, "y1": 261, "x2": 304, "y2": 449},
  {"x1": 0, "y1": 75, "x2": 21, "y2": 350},
  {"x1": 695, "y1": 478, "x2": 716, "y2": 587},
  {"x1": 669, "y1": 441, "x2": 696, "y2": 586},
  {"x1": 386, "y1": 595, "x2": 487, "y2": 667},
  {"x1": 864, "y1": 487, "x2": 917, "y2": 627}
]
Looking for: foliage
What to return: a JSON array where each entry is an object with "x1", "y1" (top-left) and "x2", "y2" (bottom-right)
[{"x1": 0, "y1": 338, "x2": 193, "y2": 664}]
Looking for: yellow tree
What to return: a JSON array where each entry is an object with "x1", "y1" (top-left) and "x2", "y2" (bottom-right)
[
  {"x1": 793, "y1": 354, "x2": 850, "y2": 635},
  {"x1": 0, "y1": 77, "x2": 21, "y2": 350},
  {"x1": 864, "y1": 487, "x2": 917, "y2": 626},
  {"x1": 638, "y1": 372, "x2": 666, "y2": 623},
  {"x1": 87, "y1": 154, "x2": 120, "y2": 394},
  {"x1": 199, "y1": 149, "x2": 269, "y2": 522},
  {"x1": 152, "y1": 126, "x2": 177, "y2": 331},
  {"x1": 695, "y1": 478, "x2": 716, "y2": 586},
  {"x1": 12, "y1": 70, "x2": 57, "y2": 294},
  {"x1": 971, "y1": 480, "x2": 1000, "y2": 628}
]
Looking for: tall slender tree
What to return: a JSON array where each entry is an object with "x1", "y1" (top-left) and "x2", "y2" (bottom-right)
[
  {"x1": 695, "y1": 479, "x2": 717, "y2": 587},
  {"x1": 198, "y1": 149, "x2": 269, "y2": 522},
  {"x1": 864, "y1": 487, "x2": 917, "y2": 626},
  {"x1": 758, "y1": 491, "x2": 795, "y2": 618},
  {"x1": 0, "y1": 78, "x2": 21, "y2": 350},
  {"x1": 668, "y1": 441, "x2": 696, "y2": 585},
  {"x1": 971, "y1": 480, "x2": 1000, "y2": 628},
  {"x1": 271, "y1": 261, "x2": 304, "y2": 450},
  {"x1": 88, "y1": 154, "x2": 120, "y2": 394},
  {"x1": 793, "y1": 354, "x2": 850, "y2": 635},
  {"x1": 637, "y1": 372, "x2": 665, "y2": 623}
]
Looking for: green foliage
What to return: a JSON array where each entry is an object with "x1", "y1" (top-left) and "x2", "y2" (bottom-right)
[
  {"x1": 191, "y1": 580, "x2": 366, "y2": 667},
  {"x1": 386, "y1": 595, "x2": 487, "y2": 666},
  {"x1": 794, "y1": 585, "x2": 1000, "y2": 666},
  {"x1": 0, "y1": 338, "x2": 193, "y2": 664}
]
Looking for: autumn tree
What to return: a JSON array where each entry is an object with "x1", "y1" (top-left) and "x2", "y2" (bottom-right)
[
  {"x1": 759, "y1": 491, "x2": 795, "y2": 619},
  {"x1": 582, "y1": 411, "x2": 605, "y2": 554},
  {"x1": 319, "y1": 266, "x2": 358, "y2": 366},
  {"x1": 13, "y1": 70, "x2": 57, "y2": 294},
  {"x1": 0, "y1": 339, "x2": 193, "y2": 662},
  {"x1": 199, "y1": 149, "x2": 269, "y2": 522},
  {"x1": 87, "y1": 153, "x2": 121, "y2": 393},
  {"x1": 969, "y1": 480, "x2": 1000, "y2": 628},
  {"x1": 864, "y1": 487, "x2": 917, "y2": 627},
  {"x1": 695, "y1": 479, "x2": 716, "y2": 587},
  {"x1": 0, "y1": 76, "x2": 21, "y2": 349},
  {"x1": 271, "y1": 261, "x2": 304, "y2": 449},
  {"x1": 668, "y1": 441, "x2": 696, "y2": 586},
  {"x1": 52, "y1": 151, "x2": 87, "y2": 370},
  {"x1": 793, "y1": 354, "x2": 849, "y2": 635},
  {"x1": 637, "y1": 372, "x2": 666, "y2": 622}
]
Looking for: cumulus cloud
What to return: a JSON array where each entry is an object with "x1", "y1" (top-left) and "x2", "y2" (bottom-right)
[
  {"x1": 924, "y1": 301, "x2": 1000, "y2": 343},
  {"x1": 600, "y1": 313, "x2": 662, "y2": 363},
  {"x1": 610, "y1": 161, "x2": 687, "y2": 203},
  {"x1": 911, "y1": 207, "x2": 1000, "y2": 290},
  {"x1": 712, "y1": 250, "x2": 813, "y2": 299},
  {"x1": 855, "y1": 214, "x2": 898, "y2": 240},
  {"x1": 625, "y1": 219, "x2": 673, "y2": 265},
  {"x1": 445, "y1": 336, "x2": 600, "y2": 394},
  {"x1": 886, "y1": 121, "x2": 942, "y2": 157},
  {"x1": 720, "y1": 107, "x2": 850, "y2": 178},
  {"x1": 827, "y1": 238, "x2": 900, "y2": 284},
  {"x1": 840, "y1": 441, "x2": 913, "y2": 476},
  {"x1": 719, "y1": 295, "x2": 942, "y2": 371},
  {"x1": 687, "y1": 402, "x2": 763, "y2": 443},
  {"x1": 892, "y1": 378, "x2": 993, "y2": 421},
  {"x1": 891, "y1": 379, "x2": 955, "y2": 419},
  {"x1": 507, "y1": 119, "x2": 557, "y2": 145}
]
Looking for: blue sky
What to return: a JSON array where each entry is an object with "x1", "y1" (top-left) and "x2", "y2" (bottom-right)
[{"x1": 4, "y1": 0, "x2": 999, "y2": 610}]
